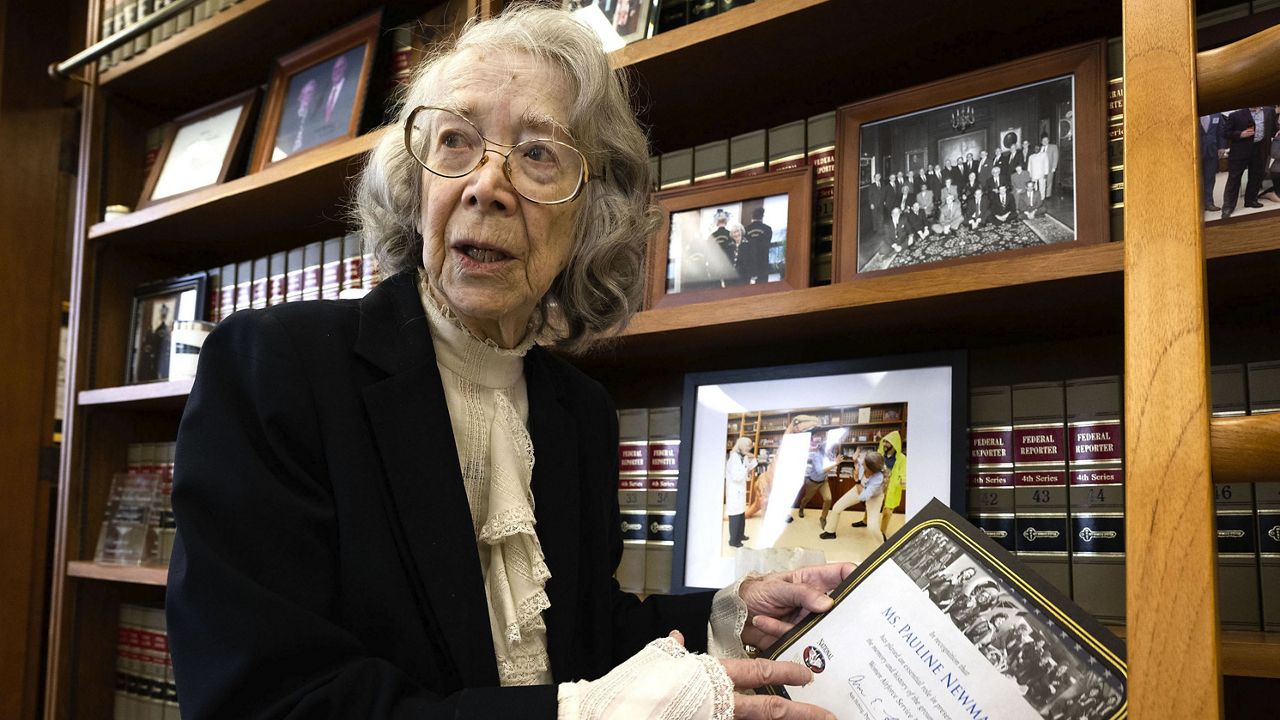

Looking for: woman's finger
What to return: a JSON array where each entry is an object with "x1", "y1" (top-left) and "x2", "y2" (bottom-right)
[
  {"x1": 734, "y1": 693, "x2": 836, "y2": 720},
  {"x1": 668, "y1": 629, "x2": 685, "y2": 646},
  {"x1": 720, "y1": 658, "x2": 812, "y2": 690},
  {"x1": 739, "y1": 625, "x2": 779, "y2": 651},
  {"x1": 750, "y1": 614, "x2": 794, "y2": 640}
]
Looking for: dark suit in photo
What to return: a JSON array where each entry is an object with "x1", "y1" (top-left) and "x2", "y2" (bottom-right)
[
  {"x1": 1222, "y1": 107, "x2": 1276, "y2": 215},
  {"x1": 1200, "y1": 113, "x2": 1225, "y2": 209}
]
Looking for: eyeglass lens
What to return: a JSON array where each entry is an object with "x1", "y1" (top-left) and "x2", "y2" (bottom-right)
[{"x1": 408, "y1": 108, "x2": 585, "y2": 204}]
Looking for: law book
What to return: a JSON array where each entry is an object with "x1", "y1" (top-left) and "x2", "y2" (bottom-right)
[
  {"x1": 1210, "y1": 363, "x2": 1248, "y2": 417},
  {"x1": 204, "y1": 266, "x2": 221, "y2": 324},
  {"x1": 807, "y1": 112, "x2": 836, "y2": 228},
  {"x1": 158, "y1": 442, "x2": 177, "y2": 564},
  {"x1": 767, "y1": 120, "x2": 806, "y2": 172},
  {"x1": 321, "y1": 237, "x2": 343, "y2": 300},
  {"x1": 656, "y1": 0, "x2": 688, "y2": 33},
  {"x1": 1247, "y1": 360, "x2": 1280, "y2": 414},
  {"x1": 133, "y1": 0, "x2": 151, "y2": 54},
  {"x1": 268, "y1": 251, "x2": 287, "y2": 306},
  {"x1": 137, "y1": 605, "x2": 168, "y2": 720},
  {"x1": 234, "y1": 260, "x2": 252, "y2": 312},
  {"x1": 285, "y1": 247, "x2": 305, "y2": 303},
  {"x1": 1011, "y1": 381, "x2": 1071, "y2": 596},
  {"x1": 301, "y1": 241, "x2": 323, "y2": 301},
  {"x1": 1106, "y1": 36, "x2": 1124, "y2": 243},
  {"x1": 1257, "y1": 482, "x2": 1280, "y2": 632},
  {"x1": 120, "y1": 0, "x2": 136, "y2": 60},
  {"x1": 967, "y1": 385, "x2": 1015, "y2": 553},
  {"x1": 693, "y1": 139, "x2": 728, "y2": 184},
  {"x1": 1065, "y1": 375, "x2": 1125, "y2": 623},
  {"x1": 100, "y1": 0, "x2": 116, "y2": 71},
  {"x1": 645, "y1": 406, "x2": 681, "y2": 594},
  {"x1": 1215, "y1": 482, "x2": 1261, "y2": 630},
  {"x1": 729, "y1": 129, "x2": 766, "y2": 178},
  {"x1": 658, "y1": 148, "x2": 692, "y2": 190},
  {"x1": 218, "y1": 262, "x2": 236, "y2": 322},
  {"x1": 361, "y1": 241, "x2": 381, "y2": 291},
  {"x1": 116, "y1": 604, "x2": 141, "y2": 719},
  {"x1": 250, "y1": 256, "x2": 269, "y2": 310},
  {"x1": 340, "y1": 233, "x2": 364, "y2": 298},
  {"x1": 616, "y1": 408, "x2": 649, "y2": 593}
]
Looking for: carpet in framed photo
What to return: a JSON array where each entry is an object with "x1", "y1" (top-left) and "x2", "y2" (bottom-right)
[
  {"x1": 647, "y1": 166, "x2": 811, "y2": 309},
  {"x1": 834, "y1": 41, "x2": 1107, "y2": 281},
  {"x1": 671, "y1": 352, "x2": 966, "y2": 592}
]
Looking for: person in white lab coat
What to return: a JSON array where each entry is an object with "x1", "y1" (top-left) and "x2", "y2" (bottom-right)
[{"x1": 724, "y1": 436, "x2": 757, "y2": 547}]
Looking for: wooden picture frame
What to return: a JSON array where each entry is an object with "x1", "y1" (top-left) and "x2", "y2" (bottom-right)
[
  {"x1": 138, "y1": 89, "x2": 259, "y2": 209},
  {"x1": 126, "y1": 273, "x2": 207, "y2": 385},
  {"x1": 249, "y1": 11, "x2": 381, "y2": 172},
  {"x1": 834, "y1": 41, "x2": 1106, "y2": 282},
  {"x1": 646, "y1": 166, "x2": 812, "y2": 310}
]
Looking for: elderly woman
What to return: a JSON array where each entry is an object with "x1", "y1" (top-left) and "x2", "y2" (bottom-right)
[{"x1": 166, "y1": 6, "x2": 847, "y2": 720}]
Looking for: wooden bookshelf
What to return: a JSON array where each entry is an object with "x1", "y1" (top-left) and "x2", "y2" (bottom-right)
[
  {"x1": 1108, "y1": 625, "x2": 1280, "y2": 680},
  {"x1": 611, "y1": 0, "x2": 829, "y2": 68},
  {"x1": 66, "y1": 561, "x2": 168, "y2": 587},
  {"x1": 98, "y1": 0, "x2": 407, "y2": 111},
  {"x1": 78, "y1": 378, "x2": 194, "y2": 408}
]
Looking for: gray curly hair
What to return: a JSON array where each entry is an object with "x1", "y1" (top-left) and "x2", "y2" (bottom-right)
[{"x1": 352, "y1": 4, "x2": 659, "y2": 353}]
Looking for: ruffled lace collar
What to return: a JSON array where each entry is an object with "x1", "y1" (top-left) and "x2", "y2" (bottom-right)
[{"x1": 418, "y1": 272, "x2": 532, "y2": 390}]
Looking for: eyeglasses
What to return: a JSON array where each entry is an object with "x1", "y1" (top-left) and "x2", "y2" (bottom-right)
[{"x1": 403, "y1": 105, "x2": 594, "y2": 205}]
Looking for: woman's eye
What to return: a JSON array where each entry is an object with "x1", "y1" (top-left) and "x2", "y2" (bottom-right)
[
  {"x1": 523, "y1": 142, "x2": 558, "y2": 165},
  {"x1": 441, "y1": 131, "x2": 467, "y2": 148}
]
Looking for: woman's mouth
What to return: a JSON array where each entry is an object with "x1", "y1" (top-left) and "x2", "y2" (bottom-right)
[{"x1": 456, "y1": 244, "x2": 513, "y2": 264}]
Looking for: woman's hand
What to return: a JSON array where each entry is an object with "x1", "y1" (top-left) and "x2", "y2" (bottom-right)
[
  {"x1": 720, "y1": 657, "x2": 835, "y2": 720},
  {"x1": 738, "y1": 563, "x2": 855, "y2": 649}
]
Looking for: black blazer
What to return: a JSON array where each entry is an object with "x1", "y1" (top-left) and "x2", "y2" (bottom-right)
[{"x1": 166, "y1": 271, "x2": 714, "y2": 719}]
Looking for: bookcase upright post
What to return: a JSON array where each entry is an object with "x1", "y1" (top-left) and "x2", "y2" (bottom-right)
[{"x1": 1121, "y1": 0, "x2": 1223, "y2": 716}]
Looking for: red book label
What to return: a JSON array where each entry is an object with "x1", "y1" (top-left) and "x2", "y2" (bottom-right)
[
  {"x1": 343, "y1": 257, "x2": 363, "y2": 286},
  {"x1": 648, "y1": 440, "x2": 680, "y2": 474},
  {"x1": 1070, "y1": 467, "x2": 1125, "y2": 486},
  {"x1": 969, "y1": 470, "x2": 1014, "y2": 487},
  {"x1": 1015, "y1": 470, "x2": 1067, "y2": 486},
  {"x1": 619, "y1": 443, "x2": 647, "y2": 473},
  {"x1": 1013, "y1": 425, "x2": 1066, "y2": 464},
  {"x1": 252, "y1": 278, "x2": 268, "y2": 308},
  {"x1": 268, "y1": 276, "x2": 287, "y2": 306},
  {"x1": 322, "y1": 261, "x2": 342, "y2": 292},
  {"x1": 1069, "y1": 421, "x2": 1122, "y2": 462},
  {"x1": 969, "y1": 428, "x2": 1013, "y2": 466},
  {"x1": 286, "y1": 270, "x2": 304, "y2": 299},
  {"x1": 235, "y1": 281, "x2": 251, "y2": 310},
  {"x1": 619, "y1": 477, "x2": 648, "y2": 490},
  {"x1": 810, "y1": 149, "x2": 836, "y2": 181}
]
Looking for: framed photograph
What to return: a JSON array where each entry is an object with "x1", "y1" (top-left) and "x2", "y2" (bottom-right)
[
  {"x1": 138, "y1": 89, "x2": 259, "y2": 209},
  {"x1": 646, "y1": 166, "x2": 812, "y2": 310},
  {"x1": 250, "y1": 12, "x2": 380, "y2": 172},
  {"x1": 834, "y1": 41, "x2": 1106, "y2": 281},
  {"x1": 670, "y1": 351, "x2": 966, "y2": 592},
  {"x1": 564, "y1": 0, "x2": 656, "y2": 50},
  {"x1": 127, "y1": 273, "x2": 207, "y2": 385}
]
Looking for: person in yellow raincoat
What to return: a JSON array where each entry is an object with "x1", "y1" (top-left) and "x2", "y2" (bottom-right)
[{"x1": 876, "y1": 430, "x2": 907, "y2": 536}]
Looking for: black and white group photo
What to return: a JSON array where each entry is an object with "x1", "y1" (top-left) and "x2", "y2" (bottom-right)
[
  {"x1": 857, "y1": 76, "x2": 1077, "y2": 272},
  {"x1": 894, "y1": 528, "x2": 1125, "y2": 720},
  {"x1": 666, "y1": 193, "x2": 788, "y2": 293}
]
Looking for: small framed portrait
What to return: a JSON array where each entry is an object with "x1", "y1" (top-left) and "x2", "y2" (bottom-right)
[
  {"x1": 835, "y1": 41, "x2": 1107, "y2": 281},
  {"x1": 564, "y1": 0, "x2": 656, "y2": 50},
  {"x1": 250, "y1": 12, "x2": 380, "y2": 172},
  {"x1": 646, "y1": 166, "x2": 812, "y2": 310},
  {"x1": 670, "y1": 351, "x2": 966, "y2": 592},
  {"x1": 138, "y1": 89, "x2": 259, "y2": 208},
  {"x1": 127, "y1": 273, "x2": 207, "y2": 385}
]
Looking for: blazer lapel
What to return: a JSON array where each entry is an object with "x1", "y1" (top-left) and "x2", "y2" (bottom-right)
[
  {"x1": 355, "y1": 272, "x2": 498, "y2": 687},
  {"x1": 524, "y1": 349, "x2": 580, "y2": 682}
]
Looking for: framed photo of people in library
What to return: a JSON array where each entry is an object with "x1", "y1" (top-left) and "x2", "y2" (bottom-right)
[
  {"x1": 670, "y1": 351, "x2": 966, "y2": 593},
  {"x1": 646, "y1": 166, "x2": 812, "y2": 310},
  {"x1": 138, "y1": 89, "x2": 260, "y2": 209},
  {"x1": 126, "y1": 273, "x2": 207, "y2": 385},
  {"x1": 562, "y1": 0, "x2": 656, "y2": 50},
  {"x1": 250, "y1": 12, "x2": 380, "y2": 172},
  {"x1": 833, "y1": 41, "x2": 1107, "y2": 281}
]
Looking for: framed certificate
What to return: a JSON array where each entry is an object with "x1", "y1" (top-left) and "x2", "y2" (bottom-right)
[{"x1": 764, "y1": 500, "x2": 1127, "y2": 719}]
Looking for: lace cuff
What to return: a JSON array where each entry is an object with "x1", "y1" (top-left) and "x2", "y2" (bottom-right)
[
  {"x1": 707, "y1": 574, "x2": 759, "y2": 660},
  {"x1": 556, "y1": 637, "x2": 734, "y2": 720}
]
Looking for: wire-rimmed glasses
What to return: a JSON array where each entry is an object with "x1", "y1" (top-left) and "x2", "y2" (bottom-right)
[{"x1": 403, "y1": 105, "x2": 593, "y2": 205}]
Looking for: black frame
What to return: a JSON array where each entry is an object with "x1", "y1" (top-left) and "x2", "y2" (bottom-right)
[
  {"x1": 126, "y1": 272, "x2": 208, "y2": 385},
  {"x1": 668, "y1": 350, "x2": 968, "y2": 594}
]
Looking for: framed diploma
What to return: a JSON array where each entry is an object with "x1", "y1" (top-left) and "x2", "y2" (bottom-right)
[{"x1": 764, "y1": 499, "x2": 1127, "y2": 719}]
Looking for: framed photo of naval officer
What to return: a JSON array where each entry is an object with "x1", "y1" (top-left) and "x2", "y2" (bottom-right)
[
  {"x1": 833, "y1": 41, "x2": 1107, "y2": 282},
  {"x1": 250, "y1": 12, "x2": 380, "y2": 172},
  {"x1": 646, "y1": 166, "x2": 812, "y2": 310}
]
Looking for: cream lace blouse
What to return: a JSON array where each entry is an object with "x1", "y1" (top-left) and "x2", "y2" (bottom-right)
[{"x1": 419, "y1": 277, "x2": 747, "y2": 719}]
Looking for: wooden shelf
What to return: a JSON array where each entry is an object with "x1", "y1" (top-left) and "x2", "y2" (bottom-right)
[
  {"x1": 1108, "y1": 625, "x2": 1280, "y2": 679},
  {"x1": 98, "y1": 0, "x2": 410, "y2": 112},
  {"x1": 88, "y1": 130, "x2": 381, "y2": 265},
  {"x1": 611, "y1": 0, "x2": 829, "y2": 68},
  {"x1": 1210, "y1": 412, "x2": 1280, "y2": 484},
  {"x1": 78, "y1": 378, "x2": 194, "y2": 408},
  {"x1": 66, "y1": 561, "x2": 168, "y2": 587}
]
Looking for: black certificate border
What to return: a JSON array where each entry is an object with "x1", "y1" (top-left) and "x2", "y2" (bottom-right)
[{"x1": 761, "y1": 498, "x2": 1128, "y2": 719}]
